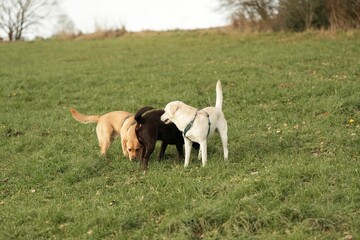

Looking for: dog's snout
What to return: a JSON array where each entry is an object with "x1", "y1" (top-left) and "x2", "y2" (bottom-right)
[
  {"x1": 160, "y1": 114, "x2": 166, "y2": 122},
  {"x1": 161, "y1": 113, "x2": 171, "y2": 124}
]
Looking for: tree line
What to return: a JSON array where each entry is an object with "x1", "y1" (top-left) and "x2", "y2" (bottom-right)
[
  {"x1": 1, "y1": 0, "x2": 360, "y2": 41},
  {"x1": 220, "y1": 0, "x2": 360, "y2": 31}
]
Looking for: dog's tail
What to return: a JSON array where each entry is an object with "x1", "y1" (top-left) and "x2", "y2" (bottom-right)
[
  {"x1": 134, "y1": 106, "x2": 154, "y2": 124},
  {"x1": 70, "y1": 108, "x2": 100, "y2": 123},
  {"x1": 215, "y1": 80, "x2": 223, "y2": 110}
]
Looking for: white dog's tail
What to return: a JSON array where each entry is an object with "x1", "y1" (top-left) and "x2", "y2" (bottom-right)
[{"x1": 215, "y1": 80, "x2": 223, "y2": 110}]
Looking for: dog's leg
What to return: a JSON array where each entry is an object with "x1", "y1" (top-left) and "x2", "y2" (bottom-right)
[
  {"x1": 198, "y1": 146, "x2": 202, "y2": 160},
  {"x1": 175, "y1": 143, "x2": 184, "y2": 159},
  {"x1": 99, "y1": 140, "x2": 110, "y2": 157},
  {"x1": 218, "y1": 125, "x2": 229, "y2": 161},
  {"x1": 140, "y1": 147, "x2": 147, "y2": 170},
  {"x1": 97, "y1": 133, "x2": 109, "y2": 157},
  {"x1": 141, "y1": 150, "x2": 151, "y2": 170},
  {"x1": 158, "y1": 142, "x2": 167, "y2": 160},
  {"x1": 199, "y1": 141, "x2": 208, "y2": 166},
  {"x1": 141, "y1": 143, "x2": 156, "y2": 170},
  {"x1": 222, "y1": 136, "x2": 229, "y2": 161},
  {"x1": 184, "y1": 138, "x2": 192, "y2": 167},
  {"x1": 96, "y1": 124, "x2": 111, "y2": 157}
]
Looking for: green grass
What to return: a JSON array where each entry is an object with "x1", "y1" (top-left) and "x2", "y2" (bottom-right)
[{"x1": 1, "y1": 30, "x2": 359, "y2": 239}]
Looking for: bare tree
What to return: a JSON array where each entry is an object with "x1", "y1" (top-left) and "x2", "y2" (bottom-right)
[
  {"x1": 278, "y1": 0, "x2": 328, "y2": 31},
  {"x1": 56, "y1": 14, "x2": 75, "y2": 34},
  {"x1": 220, "y1": 0, "x2": 278, "y2": 30},
  {"x1": 0, "y1": 0, "x2": 58, "y2": 41},
  {"x1": 326, "y1": 0, "x2": 360, "y2": 30}
]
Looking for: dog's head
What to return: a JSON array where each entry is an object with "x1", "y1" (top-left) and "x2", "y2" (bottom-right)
[
  {"x1": 124, "y1": 126, "x2": 143, "y2": 161},
  {"x1": 161, "y1": 101, "x2": 180, "y2": 124}
]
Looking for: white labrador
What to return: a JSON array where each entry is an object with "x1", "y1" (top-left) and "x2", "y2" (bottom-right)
[{"x1": 161, "y1": 80, "x2": 228, "y2": 167}]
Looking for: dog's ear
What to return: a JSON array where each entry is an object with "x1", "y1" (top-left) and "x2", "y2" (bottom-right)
[
  {"x1": 122, "y1": 138, "x2": 128, "y2": 148},
  {"x1": 170, "y1": 104, "x2": 179, "y2": 115},
  {"x1": 122, "y1": 139, "x2": 129, "y2": 156}
]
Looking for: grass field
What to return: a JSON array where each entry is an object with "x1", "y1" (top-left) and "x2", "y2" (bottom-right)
[{"x1": 1, "y1": 30, "x2": 359, "y2": 239}]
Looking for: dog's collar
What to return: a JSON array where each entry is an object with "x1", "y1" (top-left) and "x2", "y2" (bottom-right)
[
  {"x1": 120, "y1": 114, "x2": 133, "y2": 129},
  {"x1": 183, "y1": 111, "x2": 211, "y2": 138},
  {"x1": 183, "y1": 112, "x2": 197, "y2": 137},
  {"x1": 206, "y1": 114, "x2": 211, "y2": 137},
  {"x1": 141, "y1": 109, "x2": 158, "y2": 117},
  {"x1": 127, "y1": 120, "x2": 137, "y2": 131}
]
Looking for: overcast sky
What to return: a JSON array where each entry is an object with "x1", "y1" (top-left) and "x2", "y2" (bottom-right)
[{"x1": 60, "y1": 0, "x2": 229, "y2": 34}]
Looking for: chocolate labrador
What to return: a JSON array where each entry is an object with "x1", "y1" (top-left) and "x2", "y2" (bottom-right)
[{"x1": 135, "y1": 106, "x2": 198, "y2": 170}]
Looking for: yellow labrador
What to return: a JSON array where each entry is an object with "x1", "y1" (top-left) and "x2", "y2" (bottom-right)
[
  {"x1": 70, "y1": 108, "x2": 142, "y2": 160},
  {"x1": 161, "y1": 81, "x2": 228, "y2": 167}
]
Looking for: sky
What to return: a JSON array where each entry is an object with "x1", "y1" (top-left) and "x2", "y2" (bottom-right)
[{"x1": 60, "y1": 0, "x2": 229, "y2": 34}]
